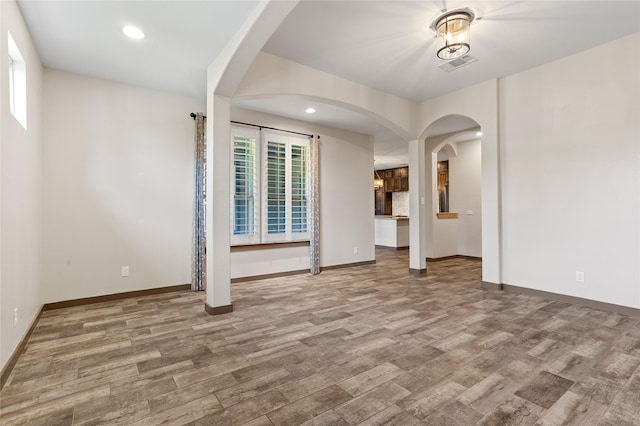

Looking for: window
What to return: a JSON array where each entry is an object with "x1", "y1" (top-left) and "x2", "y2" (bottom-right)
[
  {"x1": 266, "y1": 140, "x2": 286, "y2": 235},
  {"x1": 230, "y1": 127, "x2": 310, "y2": 245},
  {"x1": 231, "y1": 127, "x2": 259, "y2": 244},
  {"x1": 262, "y1": 132, "x2": 310, "y2": 242},
  {"x1": 7, "y1": 32, "x2": 27, "y2": 130},
  {"x1": 291, "y1": 144, "x2": 308, "y2": 233}
]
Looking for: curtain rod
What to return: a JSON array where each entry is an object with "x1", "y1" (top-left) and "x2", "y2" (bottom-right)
[
  {"x1": 190, "y1": 113, "x2": 315, "y2": 139},
  {"x1": 231, "y1": 121, "x2": 314, "y2": 138}
]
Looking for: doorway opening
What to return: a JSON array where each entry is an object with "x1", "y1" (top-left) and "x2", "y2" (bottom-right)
[{"x1": 423, "y1": 115, "x2": 483, "y2": 263}]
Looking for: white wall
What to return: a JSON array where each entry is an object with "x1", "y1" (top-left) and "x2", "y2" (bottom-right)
[
  {"x1": 320, "y1": 126, "x2": 375, "y2": 267},
  {"x1": 230, "y1": 108, "x2": 374, "y2": 278},
  {"x1": 500, "y1": 33, "x2": 640, "y2": 308},
  {"x1": 42, "y1": 69, "x2": 204, "y2": 302},
  {"x1": 450, "y1": 139, "x2": 482, "y2": 257},
  {"x1": 432, "y1": 217, "x2": 458, "y2": 258},
  {"x1": 0, "y1": 0, "x2": 44, "y2": 370},
  {"x1": 231, "y1": 246, "x2": 310, "y2": 279}
]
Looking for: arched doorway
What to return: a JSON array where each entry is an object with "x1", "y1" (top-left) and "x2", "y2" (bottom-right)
[
  {"x1": 426, "y1": 121, "x2": 482, "y2": 261},
  {"x1": 409, "y1": 113, "x2": 496, "y2": 287}
]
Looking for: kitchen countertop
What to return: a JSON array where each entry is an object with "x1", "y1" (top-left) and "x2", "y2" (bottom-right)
[{"x1": 375, "y1": 215, "x2": 409, "y2": 220}]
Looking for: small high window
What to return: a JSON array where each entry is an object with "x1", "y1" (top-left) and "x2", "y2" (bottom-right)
[{"x1": 8, "y1": 32, "x2": 27, "y2": 130}]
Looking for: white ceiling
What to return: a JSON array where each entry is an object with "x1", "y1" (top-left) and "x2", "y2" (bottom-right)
[
  {"x1": 264, "y1": 1, "x2": 640, "y2": 102},
  {"x1": 17, "y1": 0, "x2": 260, "y2": 98},
  {"x1": 17, "y1": 1, "x2": 640, "y2": 169}
]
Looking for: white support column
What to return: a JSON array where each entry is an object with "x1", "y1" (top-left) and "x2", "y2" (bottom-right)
[
  {"x1": 425, "y1": 149, "x2": 437, "y2": 260},
  {"x1": 204, "y1": 93, "x2": 233, "y2": 315},
  {"x1": 408, "y1": 139, "x2": 427, "y2": 274},
  {"x1": 481, "y1": 113, "x2": 501, "y2": 286},
  {"x1": 199, "y1": 1, "x2": 300, "y2": 314}
]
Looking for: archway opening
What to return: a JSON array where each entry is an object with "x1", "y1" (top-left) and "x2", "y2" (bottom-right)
[
  {"x1": 232, "y1": 94, "x2": 414, "y2": 260},
  {"x1": 423, "y1": 115, "x2": 482, "y2": 264},
  {"x1": 227, "y1": 94, "x2": 413, "y2": 278}
]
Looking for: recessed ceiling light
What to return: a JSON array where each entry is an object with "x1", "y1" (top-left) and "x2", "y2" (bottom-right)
[
  {"x1": 305, "y1": 107, "x2": 316, "y2": 114},
  {"x1": 476, "y1": 131, "x2": 482, "y2": 137},
  {"x1": 123, "y1": 26, "x2": 145, "y2": 40}
]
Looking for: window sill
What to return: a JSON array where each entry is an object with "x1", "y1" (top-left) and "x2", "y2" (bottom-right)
[
  {"x1": 231, "y1": 241, "x2": 310, "y2": 252},
  {"x1": 437, "y1": 212, "x2": 459, "y2": 219}
]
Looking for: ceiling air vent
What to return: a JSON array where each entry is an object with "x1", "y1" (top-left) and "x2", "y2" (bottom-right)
[{"x1": 438, "y1": 55, "x2": 478, "y2": 72}]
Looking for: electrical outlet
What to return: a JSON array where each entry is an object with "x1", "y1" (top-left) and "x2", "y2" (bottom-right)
[
  {"x1": 575, "y1": 271, "x2": 584, "y2": 282},
  {"x1": 121, "y1": 266, "x2": 130, "y2": 277},
  {"x1": 353, "y1": 246, "x2": 358, "y2": 254},
  {"x1": 13, "y1": 308, "x2": 18, "y2": 327}
]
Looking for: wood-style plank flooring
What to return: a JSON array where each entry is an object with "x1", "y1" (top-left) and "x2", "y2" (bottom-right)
[{"x1": 1, "y1": 249, "x2": 639, "y2": 425}]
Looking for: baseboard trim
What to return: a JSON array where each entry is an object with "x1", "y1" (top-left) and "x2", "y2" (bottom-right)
[
  {"x1": 43, "y1": 284, "x2": 192, "y2": 311},
  {"x1": 427, "y1": 255, "x2": 482, "y2": 262},
  {"x1": 232, "y1": 269, "x2": 310, "y2": 283},
  {"x1": 205, "y1": 303, "x2": 234, "y2": 315},
  {"x1": 481, "y1": 281, "x2": 503, "y2": 290},
  {"x1": 321, "y1": 260, "x2": 376, "y2": 271},
  {"x1": 409, "y1": 268, "x2": 427, "y2": 275},
  {"x1": 375, "y1": 245, "x2": 409, "y2": 250},
  {"x1": 1, "y1": 305, "x2": 44, "y2": 390},
  {"x1": 502, "y1": 284, "x2": 640, "y2": 317}
]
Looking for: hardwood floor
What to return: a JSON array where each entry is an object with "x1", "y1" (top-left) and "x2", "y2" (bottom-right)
[{"x1": 1, "y1": 249, "x2": 639, "y2": 425}]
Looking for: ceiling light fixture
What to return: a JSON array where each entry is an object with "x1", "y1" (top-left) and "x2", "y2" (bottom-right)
[
  {"x1": 305, "y1": 107, "x2": 316, "y2": 114},
  {"x1": 431, "y1": 8, "x2": 475, "y2": 60},
  {"x1": 123, "y1": 26, "x2": 145, "y2": 40}
]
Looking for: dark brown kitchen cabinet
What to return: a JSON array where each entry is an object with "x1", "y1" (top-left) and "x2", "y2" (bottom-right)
[
  {"x1": 398, "y1": 167, "x2": 409, "y2": 191},
  {"x1": 381, "y1": 166, "x2": 408, "y2": 192},
  {"x1": 374, "y1": 166, "x2": 409, "y2": 215}
]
